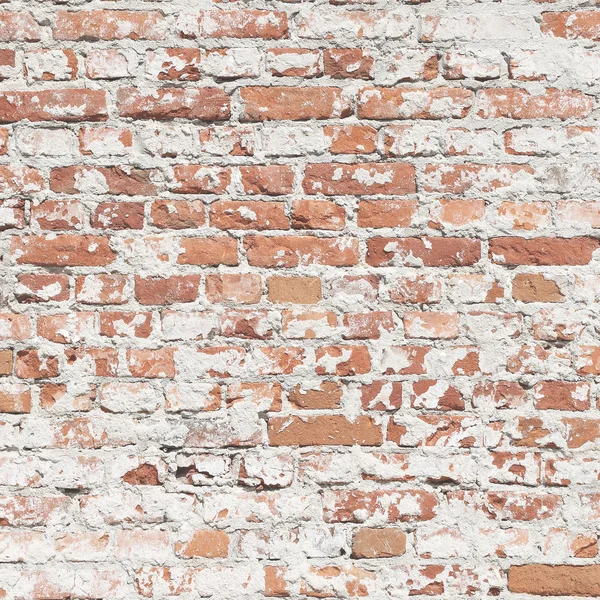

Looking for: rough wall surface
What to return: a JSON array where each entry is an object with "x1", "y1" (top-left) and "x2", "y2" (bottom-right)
[{"x1": 1, "y1": 0, "x2": 600, "y2": 598}]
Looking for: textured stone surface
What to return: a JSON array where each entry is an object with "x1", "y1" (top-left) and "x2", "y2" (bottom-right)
[{"x1": 1, "y1": 0, "x2": 600, "y2": 598}]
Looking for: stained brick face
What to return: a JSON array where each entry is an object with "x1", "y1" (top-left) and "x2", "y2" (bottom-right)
[{"x1": 0, "y1": 1, "x2": 599, "y2": 598}]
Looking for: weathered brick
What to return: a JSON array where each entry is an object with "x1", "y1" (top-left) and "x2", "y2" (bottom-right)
[
  {"x1": 54, "y1": 10, "x2": 167, "y2": 41},
  {"x1": 117, "y1": 88, "x2": 230, "y2": 121},
  {"x1": 478, "y1": 88, "x2": 593, "y2": 119},
  {"x1": 12, "y1": 235, "x2": 116, "y2": 266},
  {"x1": 269, "y1": 415, "x2": 382, "y2": 446},
  {"x1": 352, "y1": 528, "x2": 406, "y2": 558},
  {"x1": 358, "y1": 87, "x2": 473, "y2": 119},
  {"x1": 3, "y1": 1, "x2": 599, "y2": 593},
  {"x1": 241, "y1": 87, "x2": 351, "y2": 121},
  {"x1": 509, "y1": 565, "x2": 600, "y2": 596},
  {"x1": 267, "y1": 276, "x2": 321, "y2": 304},
  {"x1": 0, "y1": 89, "x2": 107, "y2": 122},
  {"x1": 0, "y1": 12, "x2": 44, "y2": 42},
  {"x1": 177, "y1": 10, "x2": 288, "y2": 40},
  {"x1": 367, "y1": 237, "x2": 480, "y2": 267},
  {"x1": 541, "y1": 11, "x2": 600, "y2": 41},
  {"x1": 245, "y1": 236, "x2": 359, "y2": 267},
  {"x1": 490, "y1": 237, "x2": 600, "y2": 266},
  {"x1": 304, "y1": 163, "x2": 416, "y2": 196}
]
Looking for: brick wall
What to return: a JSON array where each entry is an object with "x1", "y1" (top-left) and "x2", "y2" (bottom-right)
[{"x1": 1, "y1": 1, "x2": 600, "y2": 598}]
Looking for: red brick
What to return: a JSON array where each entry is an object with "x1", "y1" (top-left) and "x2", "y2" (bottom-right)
[
  {"x1": 478, "y1": 88, "x2": 593, "y2": 119},
  {"x1": 328, "y1": 276, "x2": 380, "y2": 302},
  {"x1": 324, "y1": 48, "x2": 374, "y2": 79},
  {"x1": 16, "y1": 274, "x2": 70, "y2": 303},
  {"x1": 267, "y1": 276, "x2": 321, "y2": 304},
  {"x1": 226, "y1": 381, "x2": 281, "y2": 411},
  {"x1": 304, "y1": 163, "x2": 416, "y2": 196},
  {"x1": 91, "y1": 202, "x2": 144, "y2": 230},
  {"x1": 126, "y1": 348, "x2": 175, "y2": 378},
  {"x1": 117, "y1": 88, "x2": 230, "y2": 121},
  {"x1": 12, "y1": 235, "x2": 116, "y2": 267},
  {"x1": 509, "y1": 565, "x2": 600, "y2": 596},
  {"x1": 388, "y1": 415, "x2": 479, "y2": 447},
  {"x1": 404, "y1": 311, "x2": 459, "y2": 339},
  {"x1": 512, "y1": 274, "x2": 564, "y2": 303},
  {"x1": 24, "y1": 49, "x2": 77, "y2": 82},
  {"x1": 388, "y1": 275, "x2": 442, "y2": 304},
  {"x1": 541, "y1": 11, "x2": 600, "y2": 40},
  {"x1": 0, "y1": 89, "x2": 107, "y2": 122},
  {"x1": 292, "y1": 200, "x2": 346, "y2": 230},
  {"x1": 323, "y1": 489, "x2": 438, "y2": 523},
  {"x1": 241, "y1": 87, "x2": 351, "y2": 121},
  {"x1": 245, "y1": 236, "x2": 359, "y2": 268},
  {"x1": 170, "y1": 165, "x2": 231, "y2": 194},
  {"x1": 31, "y1": 200, "x2": 84, "y2": 230},
  {"x1": 253, "y1": 347, "x2": 304, "y2": 376},
  {"x1": 79, "y1": 127, "x2": 133, "y2": 156},
  {"x1": 206, "y1": 274, "x2": 262, "y2": 304},
  {"x1": 199, "y1": 126, "x2": 256, "y2": 156},
  {"x1": 289, "y1": 381, "x2": 343, "y2": 410},
  {"x1": 297, "y1": 8, "x2": 415, "y2": 40},
  {"x1": 423, "y1": 163, "x2": 534, "y2": 194},
  {"x1": 358, "y1": 87, "x2": 473, "y2": 119},
  {"x1": 352, "y1": 528, "x2": 406, "y2": 558},
  {"x1": 269, "y1": 415, "x2": 382, "y2": 446},
  {"x1": 54, "y1": 10, "x2": 167, "y2": 40},
  {"x1": 325, "y1": 125, "x2": 378, "y2": 154},
  {"x1": 38, "y1": 312, "x2": 95, "y2": 343},
  {"x1": 534, "y1": 381, "x2": 590, "y2": 411},
  {"x1": 0, "y1": 383, "x2": 30, "y2": 413},
  {"x1": 175, "y1": 530, "x2": 229, "y2": 558},
  {"x1": 50, "y1": 166, "x2": 157, "y2": 196},
  {"x1": 0, "y1": 166, "x2": 43, "y2": 195},
  {"x1": 534, "y1": 308, "x2": 583, "y2": 340},
  {"x1": 557, "y1": 201, "x2": 600, "y2": 229},
  {"x1": 240, "y1": 165, "x2": 294, "y2": 196},
  {"x1": 0, "y1": 12, "x2": 43, "y2": 41},
  {"x1": 360, "y1": 381, "x2": 403, "y2": 411},
  {"x1": 100, "y1": 312, "x2": 152, "y2": 339},
  {"x1": 145, "y1": 48, "x2": 201, "y2": 81},
  {"x1": 411, "y1": 380, "x2": 465, "y2": 411},
  {"x1": 281, "y1": 309, "x2": 337, "y2": 339},
  {"x1": 210, "y1": 201, "x2": 289, "y2": 230},
  {"x1": 75, "y1": 274, "x2": 129, "y2": 305},
  {"x1": 85, "y1": 49, "x2": 131, "y2": 80},
  {"x1": 151, "y1": 200, "x2": 206, "y2": 229},
  {"x1": 432, "y1": 199, "x2": 485, "y2": 228},
  {"x1": 489, "y1": 237, "x2": 600, "y2": 266},
  {"x1": 178, "y1": 10, "x2": 288, "y2": 39},
  {"x1": 343, "y1": 311, "x2": 394, "y2": 339},
  {"x1": 357, "y1": 200, "x2": 417, "y2": 228},
  {"x1": 443, "y1": 49, "x2": 501, "y2": 80},
  {"x1": 64, "y1": 347, "x2": 118, "y2": 378},
  {"x1": 40, "y1": 382, "x2": 95, "y2": 412},
  {"x1": 473, "y1": 381, "x2": 527, "y2": 409},
  {"x1": 135, "y1": 275, "x2": 200, "y2": 305},
  {"x1": 16, "y1": 348, "x2": 59, "y2": 379},
  {"x1": 367, "y1": 237, "x2": 480, "y2": 267},
  {"x1": 0, "y1": 53, "x2": 15, "y2": 82},
  {"x1": 178, "y1": 237, "x2": 238, "y2": 266},
  {"x1": 496, "y1": 201, "x2": 551, "y2": 231},
  {"x1": 220, "y1": 310, "x2": 272, "y2": 340},
  {"x1": 315, "y1": 345, "x2": 371, "y2": 376}
]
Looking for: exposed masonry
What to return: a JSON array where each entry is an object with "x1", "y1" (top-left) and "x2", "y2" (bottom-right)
[{"x1": 1, "y1": 0, "x2": 600, "y2": 598}]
